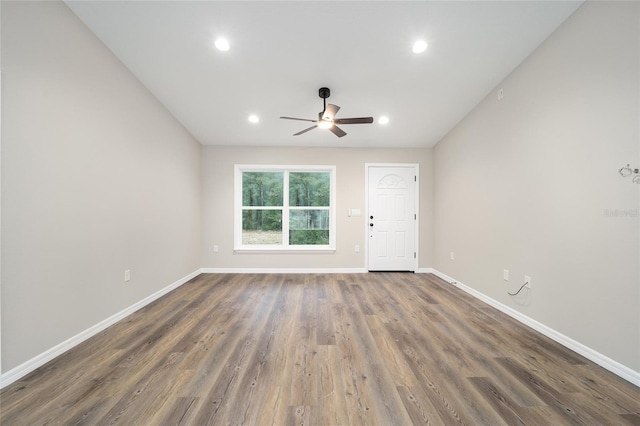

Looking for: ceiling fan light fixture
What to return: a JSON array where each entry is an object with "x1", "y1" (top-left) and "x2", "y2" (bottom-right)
[
  {"x1": 214, "y1": 37, "x2": 230, "y2": 51},
  {"x1": 412, "y1": 40, "x2": 428, "y2": 54},
  {"x1": 378, "y1": 116, "x2": 389, "y2": 125},
  {"x1": 318, "y1": 120, "x2": 333, "y2": 129},
  {"x1": 248, "y1": 114, "x2": 259, "y2": 123}
]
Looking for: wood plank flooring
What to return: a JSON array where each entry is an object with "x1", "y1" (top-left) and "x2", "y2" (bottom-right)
[{"x1": 1, "y1": 273, "x2": 639, "y2": 425}]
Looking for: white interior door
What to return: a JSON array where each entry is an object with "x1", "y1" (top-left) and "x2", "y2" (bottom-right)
[{"x1": 367, "y1": 165, "x2": 416, "y2": 271}]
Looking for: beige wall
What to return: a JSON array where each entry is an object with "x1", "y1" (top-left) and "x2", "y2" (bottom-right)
[
  {"x1": 202, "y1": 146, "x2": 433, "y2": 270},
  {"x1": 434, "y1": 1, "x2": 640, "y2": 371},
  {"x1": 1, "y1": 1, "x2": 202, "y2": 372}
]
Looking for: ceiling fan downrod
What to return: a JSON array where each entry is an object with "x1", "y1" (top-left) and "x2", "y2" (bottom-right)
[{"x1": 319, "y1": 87, "x2": 330, "y2": 113}]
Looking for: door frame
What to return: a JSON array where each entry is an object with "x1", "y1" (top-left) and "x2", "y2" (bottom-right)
[{"x1": 365, "y1": 163, "x2": 420, "y2": 272}]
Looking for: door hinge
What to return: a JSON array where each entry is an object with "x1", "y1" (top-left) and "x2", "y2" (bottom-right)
[
  {"x1": 414, "y1": 252, "x2": 416, "y2": 259},
  {"x1": 414, "y1": 213, "x2": 417, "y2": 220},
  {"x1": 414, "y1": 176, "x2": 417, "y2": 182}
]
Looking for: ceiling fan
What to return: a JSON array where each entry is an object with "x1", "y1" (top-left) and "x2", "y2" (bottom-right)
[{"x1": 280, "y1": 87, "x2": 374, "y2": 138}]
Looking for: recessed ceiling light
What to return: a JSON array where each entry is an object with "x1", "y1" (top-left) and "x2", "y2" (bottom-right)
[
  {"x1": 412, "y1": 40, "x2": 428, "y2": 54},
  {"x1": 378, "y1": 116, "x2": 389, "y2": 125},
  {"x1": 214, "y1": 38, "x2": 230, "y2": 52},
  {"x1": 248, "y1": 115, "x2": 259, "y2": 124}
]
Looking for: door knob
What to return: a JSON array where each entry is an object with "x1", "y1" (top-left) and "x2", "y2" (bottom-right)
[
  {"x1": 370, "y1": 223, "x2": 374, "y2": 227},
  {"x1": 370, "y1": 215, "x2": 374, "y2": 219}
]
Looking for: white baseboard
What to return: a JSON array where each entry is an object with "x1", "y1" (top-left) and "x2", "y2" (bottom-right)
[
  {"x1": 430, "y1": 269, "x2": 640, "y2": 388},
  {"x1": 201, "y1": 267, "x2": 368, "y2": 274},
  {"x1": 416, "y1": 267, "x2": 434, "y2": 274},
  {"x1": 0, "y1": 269, "x2": 201, "y2": 389}
]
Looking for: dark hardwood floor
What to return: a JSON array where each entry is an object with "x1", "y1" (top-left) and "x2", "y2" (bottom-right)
[{"x1": 1, "y1": 273, "x2": 639, "y2": 425}]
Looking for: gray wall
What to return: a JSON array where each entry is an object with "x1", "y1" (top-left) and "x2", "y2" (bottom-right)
[
  {"x1": 1, "y1": 1, "x2": 202, "y2": 372},
  {"x1": 433, "y1": 1, "x2": 639, "y2": 371},
  {"x1": 202, "y1": 146, "x2": 433, "y2": 270}
]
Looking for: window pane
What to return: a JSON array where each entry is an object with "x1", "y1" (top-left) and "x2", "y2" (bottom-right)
[
  {"x1": 242, "y1": 210, "x2": 282, "y2": 245},
  {"x1": 289, "y1": 172, "x2": 330, "y2": 207},
  {"x1": 243, "y1": 172, "x2": 283, "y2": 206},
  {"x1": 289, "y1": 210, "x2": 329, "y2": 245}
]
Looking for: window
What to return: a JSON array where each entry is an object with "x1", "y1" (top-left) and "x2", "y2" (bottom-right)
[{"x1": 234, "y1": 165, "x2": 336, "y2": 251}]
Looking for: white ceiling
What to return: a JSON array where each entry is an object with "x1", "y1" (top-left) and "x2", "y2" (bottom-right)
[{"x1": 66, "y1": 1, "x2": 583, "y2": 148}]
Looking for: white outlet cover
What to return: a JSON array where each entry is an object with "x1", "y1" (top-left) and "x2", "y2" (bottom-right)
[{"x1": 503, "y1": 269, "x2": 509, "y2": 281}]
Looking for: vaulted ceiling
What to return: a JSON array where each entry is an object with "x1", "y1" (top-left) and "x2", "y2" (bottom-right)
[{"x1": 66, "y1": 1, "x2": 583, "y2": 148}]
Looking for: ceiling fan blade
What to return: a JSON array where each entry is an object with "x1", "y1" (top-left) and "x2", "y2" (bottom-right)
[
  {"x1": 280, "y1": 116, "x2": 318, "y2": 123},
  {"x1": 293, "y1": 125, "x2": 318, "y2": 136},
  {"x1": 322, "y1": 103, "x2": 341, "y2": 120},
  {"x1": 329, "y1": 125, "x2": 347, "y2": 138},
  {"x1": 333, "y1": 117, "x2": 374, "y2": 125}
]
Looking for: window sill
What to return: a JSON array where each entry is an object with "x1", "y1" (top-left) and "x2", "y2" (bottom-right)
[{"x1": 234, "y1": 247, "x2": 336, "y2": 254}]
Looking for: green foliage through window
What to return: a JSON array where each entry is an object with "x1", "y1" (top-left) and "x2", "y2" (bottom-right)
[
  {"x1": 289, "y1": 172, "x2": 330, "y2": 207},
  {"x1": 289, "y1": 230, "x2": 329, "y2": 245},
  {"x1": 242, "y1": 210, "x2": 282, "y2": 232},
  {"x1": 242, "y1": 172, "x2": 283, "y2": 206}
]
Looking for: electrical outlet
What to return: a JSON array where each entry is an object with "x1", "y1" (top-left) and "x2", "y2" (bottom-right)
[
  {"x1": 524, "y1": 275, "x2": 532, "y2": 288},
  {"x1": 503, "y1": 269, "x2": 509, "y2": 281},
  {"x1": 124, "y1": 269, "x2": 131, "y2": 282},
  {"x1": 450, "y1": 251, "x2": 454, "y2": 261},
  {"x1": 355, "y1": 244, "x2": 360, "y2": 252},
  {"x1": 213, "y1": 245, "x2": 219, "y2": 252}
]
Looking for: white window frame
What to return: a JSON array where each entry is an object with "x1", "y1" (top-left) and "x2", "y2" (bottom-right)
[{"x1": 234, "y1": 164, "x2": 336, "y2": 252}]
